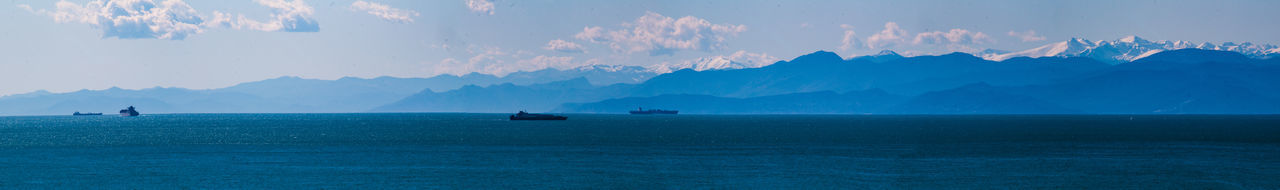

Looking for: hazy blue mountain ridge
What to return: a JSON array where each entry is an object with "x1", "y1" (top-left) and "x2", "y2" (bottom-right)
[
  {"x1": 990, "y1": 49, "x2": 1280, "y2": 113},
  {"x1": 0, "y1": 67, "x2": 654, "y2": 115},
  {"x1": 556, "y1": 49, "x2": 1280, "y2": 114},
  {"x1": 371, "y1": 78, "x2": 636, "y2": 113},
  {"x1": 6, "y1": 48, "x2": 1280, "y2": 115},
  {"x1": 632, "y1": 50, "x2": 1109, "y2": 98},
  {"x1": 556, "y1": 89, "x2": 908, "y2": 114},
  {"x1": 0, "y1": 87, "x2": 283, "y2": 114}
]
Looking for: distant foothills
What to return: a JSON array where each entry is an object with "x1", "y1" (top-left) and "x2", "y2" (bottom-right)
[{"x1": 4, "y1": 36, "x2": 1280, "y2": 115}]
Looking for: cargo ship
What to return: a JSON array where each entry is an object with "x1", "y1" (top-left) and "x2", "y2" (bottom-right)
[
  {"x1": 630, "y1": 107, "x2": 678, "y2": 115},
  {"x1": 73, "y1": 112, "x2": 103, "y2": 116},
  {"x1": 509, "y1": 111, "x2": 567, "y2": 120},
  {"x1": 119, "y1": 106, "x2": 140, "y2": 117}
]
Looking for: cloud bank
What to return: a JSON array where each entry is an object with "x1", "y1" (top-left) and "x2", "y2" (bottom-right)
[
  {"x1": 574, "y1": 12, "x2": 747, "y2": 56},
  {"x1": 20, "y1": 0, "x2": 319, "y2": 40},
  {"x1": 350, "y1": 0, "x2": 419, "y2": 24},
  {"x1": 241, "y1": 0, "x2": 319, "y2": 32},
  {"x1": 433, "y1": 12, "x2": 755, "y2": 76},
  {"x1": 430, "y1": 45, "x2": 600, "y2": 76},
  {"x1": 516, "y1": 56, "x2": 581, "y2": 71},
  {"x1": 544, "y1": 39, "x2": 587, "y2": 53},
  {"x1": 466, "y1": 0, "x2": 494, "y2": 15},
  {"x1": 19, "y1": 0, "x2": 204, "y2": 40},
  {"x1": 848, "y1": 22, "x2": 996, "y2": 53},
  {"x1": 865, "y1": 22, "x2": 908, "y2": 49},
  {"x1": 912, "y1": 29, "x2": 992, "y2": 45},
  {"x1": 838, "y1": 24, "x2": 859, "y2": 52}
]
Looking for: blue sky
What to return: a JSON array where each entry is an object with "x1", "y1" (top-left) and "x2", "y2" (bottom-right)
[{"x1": 1, "y1": 0, "x2": 1278, "y2": 96}]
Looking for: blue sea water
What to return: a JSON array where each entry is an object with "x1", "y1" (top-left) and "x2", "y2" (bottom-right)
[{"x1": 0, "y1": 113, "x2": 1278, "y2": 188}]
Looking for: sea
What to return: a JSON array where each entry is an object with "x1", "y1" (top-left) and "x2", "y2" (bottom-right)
[{"x1": 0, "y1": 113, "x2": 1277, "y2": 189}]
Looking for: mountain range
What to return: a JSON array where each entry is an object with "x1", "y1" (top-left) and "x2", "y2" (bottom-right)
[
  {"x1": 0, "y1": 66, "x2": 653, "y2": 115},
  {"x1": 372, "y1": 78, "x2": 635, "y2": 113},
  {"x1": 383, "y1": 49, "x2": 1280, "y2": 114},
  {"x1": 4, "y1": 36, "x2": 1280, "y2": 115}
]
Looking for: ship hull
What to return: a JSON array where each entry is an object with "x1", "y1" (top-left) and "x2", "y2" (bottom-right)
[
  {"x1": 509, "y1": 117, "x2": 567, "y2": 120},
  {"x1": 630, "y1": 110, "x2": 678, "y2": 115},
  {"x1": 509, "y1": 115, "x2": 567, "y2": 120},
  {"x1": 509, "y1": 111, "x2": 567, "y2": 120}
]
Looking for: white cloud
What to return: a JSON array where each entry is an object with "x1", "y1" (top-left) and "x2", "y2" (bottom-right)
[
  {"x1": 434, "y1": 48, "x2": 506, "y2": 76},
  {"x1": 431, "y1": 46, "x2": 779, "y2": 76},
  {"x1": 838, "y1": 24, "x2": 859, "y2": 52},
  {"x1": 912, "y1": 29, "x2": 994, "y2": 54},
  {"x1": 201, "y1": 0, "x2": 319, "y2": 32},
  {"x1": 430, "y1": 58, "x2": 473, "y2": 76},
  {"x1": 15, "y1": 4, "x2": 33, "y2": 13},
  {"x1": 865, "y1": 22, "x2": 907, "y2": 49},
  {"x1": 858, "y1": 22, "x2": 997, "y2": 53},
  {"x1": 1008, "y1": 30, "x2": 1047, "y2": 42},
  {"x1": 430, "y1": 45, "x2": 592, "y2": 76},
  {"x1": 440, "y1": 58, "x2": 460, "y2": 65},
  {"x1": 912, "y1": 29, "x2": 992, "y2": 45},
  {"x1": 20, "y1": 0, "x2": 320, "y2": 40},
  {"x1": 465, "y1": 0, "x2": 494, "y2": 15},
  {"x1": 544, "y1": 39, "x2": 587, "y2": 53},
  {"x1": 19, "y1": 0, "x2": 204, "y2": 40},
  {"x1": 468, "y1": 48, "x2": 507, "y2": 65},
  {"x1": 350, "y1": 0, "x2": 420, "y2": 23},
  {"x1": 245, "y1": 0, "x2": 319, "y2": 32},
  {"x1": 516, "y1": 56, "x2": 580, "y2": 71},
  {"x1": 573, "y1": 12, "x2": 747, "y2": 56},
  {"x1": 574, "y1": 26, "x2": 606, "y2": 42}
]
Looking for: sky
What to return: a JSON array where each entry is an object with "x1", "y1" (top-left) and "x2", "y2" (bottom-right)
[{"x1": 1, "y1": 0, "x2": 1279, "y2": 96}]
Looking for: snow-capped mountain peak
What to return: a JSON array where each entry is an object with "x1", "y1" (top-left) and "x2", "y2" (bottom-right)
[
  {"x1": 651, "y1": 56, "x2": 751, "y2": 73},
  {"x1": 974, "y1": 49, "x2": 1010, "y2": 60},
  {"x1": 1196, "y1": 42, "x2": 1217, "y2": 49},
  {"x1": 1117, "y1": 35, "x2": 1149, "y2": 44},
  {"x1": 874, "y1": 50, "x2": 901, "y2": 56},
  {"x1": 572, "y1": 64, "x2": 647, "y2": 73},
  {"x1": 646, "y1": 51, "x2": 781, "y2": 73},
  {"x1": 986, "y1": 38, "x2": 1093, "y2": 61},
  {"x1": 987, "y1": 36, "x2": 1280, "y2": 63}
]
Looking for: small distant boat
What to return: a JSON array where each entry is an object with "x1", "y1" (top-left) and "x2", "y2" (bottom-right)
[
  {"x1": 73, "y1": 112, "x2": 103, "y2": 116},
  {"x1": 509, "y1": 111, "x2": 567, "y2": 120},
  {"x1": 119, "y1": 106, "x2": 140, "y2": 117},
  {"x1": 630, "y1": 107, "x2": 678, "y2": 115}
]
